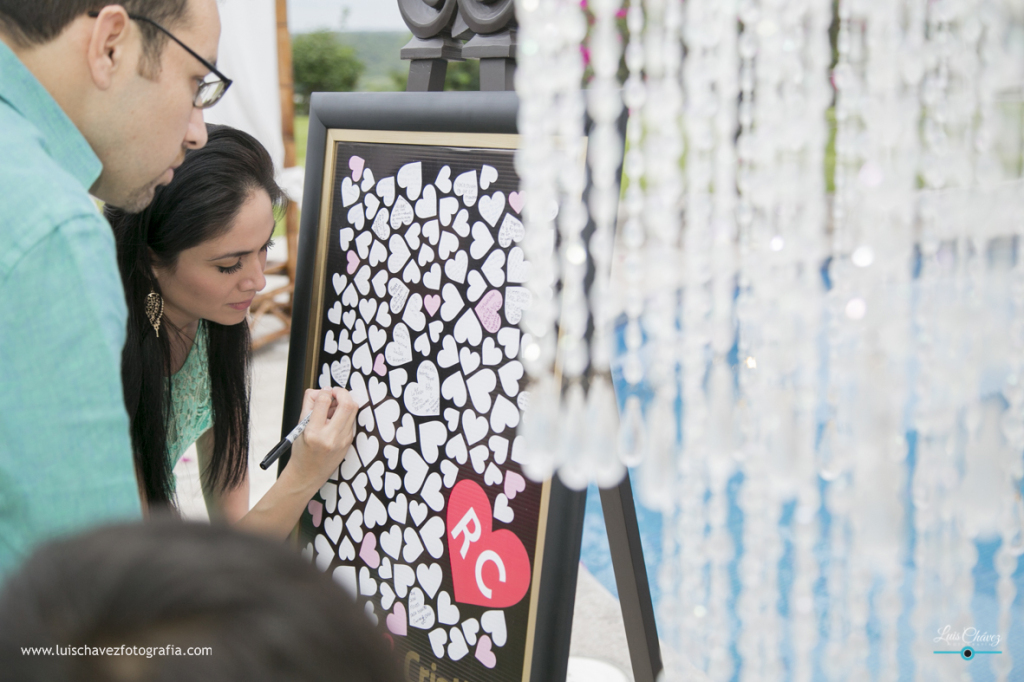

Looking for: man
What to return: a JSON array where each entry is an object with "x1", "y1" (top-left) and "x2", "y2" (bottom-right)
[{"x1": 0, "y1": 0, "x2": 223, "y2": 572}]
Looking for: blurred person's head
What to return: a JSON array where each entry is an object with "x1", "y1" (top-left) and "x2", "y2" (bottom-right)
[
  {"x1": 0, "y1": 0, "x2": 221, "y2": 210},
  {"x1": 0, "y1": 520, "x2": 403, "y2": 682}
]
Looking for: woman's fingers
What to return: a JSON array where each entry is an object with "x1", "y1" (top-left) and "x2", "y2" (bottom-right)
[{"x1": 324, "y1": 388, "x2": 358, "y2": 439}]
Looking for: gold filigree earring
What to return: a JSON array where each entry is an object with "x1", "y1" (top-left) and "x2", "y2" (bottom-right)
[{"x1": 145, "y1": 289, "x2": 164, "y2": 337}]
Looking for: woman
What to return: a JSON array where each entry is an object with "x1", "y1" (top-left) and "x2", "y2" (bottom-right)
[{"x1": 108, "y1": 125, "x2": 354, "y2": 539}]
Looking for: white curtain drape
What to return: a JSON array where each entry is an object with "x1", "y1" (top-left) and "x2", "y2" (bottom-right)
[{"x1": 204, "y1": 0, "x2": 285, "y2": 170}]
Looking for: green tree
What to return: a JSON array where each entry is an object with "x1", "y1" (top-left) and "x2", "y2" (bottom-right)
[{"x1": 292, "y1": 31, "x2": 364, "y2": 114}]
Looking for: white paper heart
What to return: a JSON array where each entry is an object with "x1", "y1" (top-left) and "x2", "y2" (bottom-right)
[
  {"x1": 388, "y1": 493, "x2": 408, "y2": 524},
  {"x1": 448, "y1": 626, "x2": 469, "y2": 661},
  {"x1": 356, "y1": 230, "x2": 373, "y2": 259},
  {"x1": 484, "y1": 462, "x2": 504, "y2": 487},
  {"x1": 438, "y1": 591, "x2": 461, "y2": 626},
  {"x1": 371, "y1": 208, "x2": 390, "y2": 241},
  {"x1": 374, "y1": 399, "x2": 400, "y2": 441},
  {"x1": 417, "y1": 562, "x2": 443, "y2": 598},
  {"x1": 439, "y1": 460, "x2": 459, "y2": 487},
  {"x1": 497, "y1": 327, "x2": 520, "y2": 358},
  {"x1": 454, "y1": 309, "x2": 483, "y2": 346},
  {"x1": 441, "y1": 371, "x2": 467, "y2": 407},
  {"x1": 481, "y1": 338, "x2": 502, "y2": 366},
  {"x1": 423, "y1": 263, "x2": 442, "y2": 290},
  {"x1": 420, "y1": 516, "x2": 445, "y2": 558},
  {"x1": 445, "y1": 434, "x2": 467, "y2": 465},
  {"x1": 397, "y1": 162, "x2": 423, "y2": 202},
  {"x1": 395, "y1": 563, "x2": 416, "y2": 598},
  {"x1": 360, "y1": 168, "x2": 375, "y2": 192},
  {"x1": 364, "y1": 192, "x2": 381, "y2": 221},
  {"x1": 420, "y1": 472, "x2": 445, "y2": 511},
  {"x1": 481, "y1": 610, "x2": 507, "y2": 647},
  {"x1": 409, "y1": 499, "x2": 429, "y2": 526},
  {"x1": 440, "y1": 283, "x2": 464, "y2": 322},
  {"x1": 490, "y1": 395, "x2": 520, "y2": 432},
  {"x1": 435, "y1": 165, "x2": 453, "y2": 193},
  {"x1": 469, "y1": 444, "x2": 489, "y2": 474},
  {"x1": 402, "y1": 448, "x2": 428, "y2": 494},
  {"x1": 444, "y1": 250, "x2": 468, "y2": 284},
  {"x1": 507, "y1": 246, "x2": 531, "y2": 283},
  {"x1": 369, "y1": 240, "x2": 388, "y2": 267},
  {"x1": 478, "y1": 191, "x2": 505, "y2": 228},
  {"x1": 452, "y1": 209, "x2": 470, "y2": 237},
  {"x1": 453, "y1": 170, "x2": 478, "y2": 207},
  {"x1": 422, "y1": 219, "x2": 440, "y2": 245},
  {"x1": 439, "y1": 196, "x2": 459, "y2": 226},
  {"x1": 376, "y1": 176, "x2": 396, "y2": 206},
  {"x1": 480, "y1": 250, "x2": 505, "y2": 287},
  {"x1": 466, "y1": 270, "x2": 487, "y2": 302},
  {"x1": 408, "y1": 586, "x2": 435, "y2": 629},
  {"x1": 415, "y1": 183, "x2": 437, "y2": 219},
  {"x1": 498, "y1": 213, "x2": 525, "y2": 247},
  {"x1": 390, "y1": 195, "x2": 414, "y2": 233},
  {"x1": 341, "y1": 176, "x2": 360, "y2": 207},
  {"x1": 419, "y1": 421, "x2": 447, "y2": 463},
  {"x1": 403, "y1": 361, "x2": 440, "y2": 416},
  {"x1": 380, "y1": 524, "x2": 403, "y2": 559},
  {"x1": 463, "y1": 410, "x2": 489, "y2": 445},
  {"x1": 385, "y1": 323, "x2": 413, "y2": 366},
  {"x1": 402, "y1": 526, "x2": 424, "y2": 562}
]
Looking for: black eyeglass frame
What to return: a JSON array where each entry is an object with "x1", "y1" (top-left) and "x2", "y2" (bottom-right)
[{"x1": 87, "y1": 10, "x2": 233, "y2": 109}]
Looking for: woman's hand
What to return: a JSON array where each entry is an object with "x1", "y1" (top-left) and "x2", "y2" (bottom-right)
[
  {"x1": 235, "y1": 387, "x2": 357, "y2": 540},
  {"x1": 286, "y1": 387, "x2": 358, "y2": 489}
]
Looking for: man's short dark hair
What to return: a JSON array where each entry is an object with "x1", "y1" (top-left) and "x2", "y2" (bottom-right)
[
  {"x1": 0, "y1": 1, "x2": 190, "y2": 71},
  {"x1": 0, "y1": 519, "x2": 403, "y2": 682}
]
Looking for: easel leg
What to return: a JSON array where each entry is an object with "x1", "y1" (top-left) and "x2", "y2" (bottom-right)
[
  {"x1": 407, "y1": 59, "x2": 448, "y2": 92},
  {"x1": 600, "y1": 475, "x2": 663, "y2": 682}
]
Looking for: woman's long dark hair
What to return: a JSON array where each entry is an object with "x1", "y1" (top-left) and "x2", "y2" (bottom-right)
[{"x1": 107, "y1": 125, "x2": 284, "y2": 508}]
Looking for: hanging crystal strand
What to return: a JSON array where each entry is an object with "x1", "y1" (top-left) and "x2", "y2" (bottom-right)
[
  {"x1": 670, "y1": 0, "x2": 719, "y2": 672},
  {"x1": 910, "y1": 1, "x2": 958, "y2": 677},
  {"x1": 514, "y1": 0, "x2": 586, "y2": 480},
  {"x1": 635, "y1": 0, "x2": 684, "y2": 510},
  {"x1": 616, "y1": 0, "x2": 648, "y2": 468},
  {"x1": 996, "y1": 188, "x2": 1024, "y2": 682},
  {"x1": 912, "y1": 200, "x2": 954, "y2": 682},
  {"x1": 847, "y1": 0, "x2": 921, "y2": 676},
  {"x1": 559, "y1": 0, "x2": 627, "y2": 490},
  {"x1": 731, "y1": 0, "x2": 781, "y2": 677}
]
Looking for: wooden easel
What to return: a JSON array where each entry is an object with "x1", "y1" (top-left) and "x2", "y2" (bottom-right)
[{"x1": 250, "y1": 0, "x2": 299, "y2": 350}]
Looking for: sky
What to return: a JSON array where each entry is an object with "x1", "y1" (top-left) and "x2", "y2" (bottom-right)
[{"x1": 287, "y1": 0, "x2": 408, "y2": 33}]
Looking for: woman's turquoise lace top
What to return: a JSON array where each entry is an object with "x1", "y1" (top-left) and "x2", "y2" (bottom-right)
[{"x1": 166, "y1": 321, "x2": 213, "y2": 466}]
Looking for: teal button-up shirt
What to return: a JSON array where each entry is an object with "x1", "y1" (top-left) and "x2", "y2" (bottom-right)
[{"x1": 0, "y1": 40, "x2": 141, "y2": 574}]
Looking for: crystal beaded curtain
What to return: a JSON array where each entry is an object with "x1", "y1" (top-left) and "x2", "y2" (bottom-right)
[{"x1": 516, "y1": 0, "x2": 1024, "y2": 678}]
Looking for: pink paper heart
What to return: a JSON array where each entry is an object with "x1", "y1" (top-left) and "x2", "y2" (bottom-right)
[
  {"x1": 504, "y1": 471, "x2": 526, "y2": 500},
  {"x1": 359, "y1": 532, "x2": 380, "y2": 568},
  {"x1": 386, "y1": 601, "x2": 407, "y2": 637},
  {"x1": 423, "y1": 294, "x2": 441, "y2": 317},
  {"x1": 373, "y1": 354, "x2": 387, "y2": 376},
  {"x1": 475, "y1": 634, "x2": 497, "y2": 668},
  {"x1": 346, "y1": 250, "x2": 359, "y2": 275},
  {"x1": 508, "y1": 191, "x2": 525, "y2": 214},
  {"x1": 307, "y1": 500, "x2": 323, "y2": 527},
  {"x1": 349, "y1": 155, "x2": 365, "y2": 182},
  {"x1": 474, "y1": 290, "x2": 503, "y2": 333}
]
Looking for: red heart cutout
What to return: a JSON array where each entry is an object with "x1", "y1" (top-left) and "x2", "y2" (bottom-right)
[{"x1": 446, "y1": 479, "x2": 531, "y2": 608}]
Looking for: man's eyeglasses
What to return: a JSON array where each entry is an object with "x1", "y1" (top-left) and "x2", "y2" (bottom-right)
[{"x1": 88, "y1": 10, "x2": 232, "y2": 109}]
